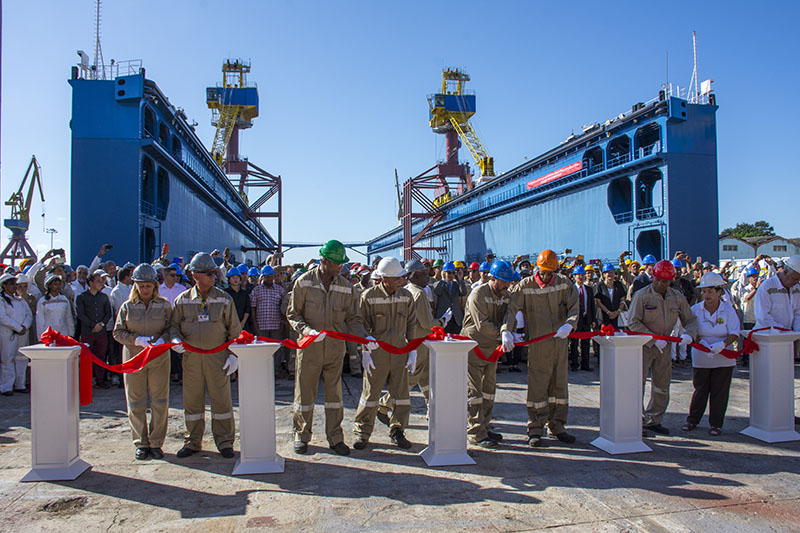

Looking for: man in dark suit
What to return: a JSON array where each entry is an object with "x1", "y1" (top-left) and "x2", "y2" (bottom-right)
[
  {"x1": 432, "y1": 261, "x2": 468, "y2": 334},
  {"x1": 594, "y1": 264, "x2": 628, "y2": 329},
  {"x1": 569, "y1": 265, "x2": 595, "y2": 371},
  {"x1": 629, "y1": 254, "x2": 657, "y2": 298}
]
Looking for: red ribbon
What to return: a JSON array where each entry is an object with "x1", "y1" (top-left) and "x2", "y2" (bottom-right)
[{"x1": 42, "y1": 322, "x2": 786, "y2": 406}]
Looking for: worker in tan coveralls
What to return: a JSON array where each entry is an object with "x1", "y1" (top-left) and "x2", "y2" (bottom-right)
[
  {"x1": 376, "y1": 258, "x2": 450, "y2": 425},
  {"x1": 354, "y1": 257, "x2": 417, "y2": 450},
  {"x1": 628, "y1": 259, "x2": 698, "y2": 435},
  {"x1": 169, "y1": 252, "x2": 242, "y2": 459},
  {"x1": 287, "y1": 240, "x2": 368, "y2": 456},
  {"x1": 461, "y1": 260, "x2": 515, "y2": 448},
  {"x1": 502, "y1": 249, "x2": 579, "y2": 447},
  {"x1": 113, "y1": 263, "x2": 172, "y2": 461}
]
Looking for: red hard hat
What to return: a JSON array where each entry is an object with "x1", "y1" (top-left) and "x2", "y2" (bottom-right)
[
  {"x1": 469, "y1": 262, "x2": 480, "y2": 270},
  {"x1": 653, "y1": 260, "x2": 677, "y2": 280}
]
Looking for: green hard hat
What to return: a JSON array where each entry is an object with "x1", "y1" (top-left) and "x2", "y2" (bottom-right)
[
  {"x1": 433, "y1": 259, "x2": 444, "y2": 268},
  {"x1": 319, "y1": 240, "x2": 349, "y2": 264}
]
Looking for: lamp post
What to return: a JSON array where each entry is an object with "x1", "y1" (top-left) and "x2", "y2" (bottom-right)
[{"x1": 46, "y1": 228, "x2": 57, "y2": 249}]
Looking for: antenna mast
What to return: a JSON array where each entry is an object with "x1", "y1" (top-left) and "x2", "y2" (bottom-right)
[
  {"x1": 688, "y1": 31, "x2": 699, "y2": 103},
  {"x1": 92, "y1": 0, "x2": 105, "y2": 80}
]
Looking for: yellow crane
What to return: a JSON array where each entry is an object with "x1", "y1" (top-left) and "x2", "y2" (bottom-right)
[
  {"x1": 428, "y1": 68, "x2": 494, "y2": 177},
  {"x1": 206, "y1": 59, "x2": 259, "y2": 166}
]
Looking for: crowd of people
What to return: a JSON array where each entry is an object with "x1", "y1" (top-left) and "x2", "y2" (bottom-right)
[{"x1": 0, "y1": 241, "x2": 797, "y2": 461}]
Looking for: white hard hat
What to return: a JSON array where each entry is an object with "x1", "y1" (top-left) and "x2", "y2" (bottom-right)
[
  {"x1": 698, "y1": 271, "x2": 725, "y2": 288},
  {"x1": 15, "y1": 274, "x2": 30, "y2": 284},
  {"x1": 785, "y1": 255, "x2": 800, "y2": 274},
  {"x1": 376, "y1": 257, "x2": 405, "y2": 278}
]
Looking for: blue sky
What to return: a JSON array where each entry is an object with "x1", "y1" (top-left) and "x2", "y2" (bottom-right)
[{"x1": 2, "y1": 1, "x2": 798, "y2": 265}]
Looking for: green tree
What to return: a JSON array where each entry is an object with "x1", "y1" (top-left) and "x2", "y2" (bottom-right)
[{"x1": 719, "y1": 220, "x2": 775, "y2": 239}]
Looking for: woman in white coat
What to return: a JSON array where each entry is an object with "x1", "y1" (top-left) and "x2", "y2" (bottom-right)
[
  {"x1": 36, "y1": 274, "x2": 75, "y2": 338},
  {"x1": 0, "y1": 273, "x2": 34, "y2": 396}
]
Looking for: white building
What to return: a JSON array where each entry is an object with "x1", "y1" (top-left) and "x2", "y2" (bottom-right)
[{"x1": 719, "y1": 235, "x2": 800, "y2": 261}]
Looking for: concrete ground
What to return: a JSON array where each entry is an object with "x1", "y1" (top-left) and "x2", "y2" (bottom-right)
[{"x1": 1, "y1": 357, "x2": 799, "y2": 532}]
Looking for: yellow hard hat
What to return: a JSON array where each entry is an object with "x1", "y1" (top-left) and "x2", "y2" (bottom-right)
[
  {"x1": 624, "y1": 259, "x2": 632, "y2": 265},
  {"x1": 630, "y1": 260, "x2": 641, "y2": 269},
  {"x1": 453, "y1": 260, "x2": 466, "y2": 269},
  {"x1": 584, "y1": 264, "x2": 595, "y2": 272}
]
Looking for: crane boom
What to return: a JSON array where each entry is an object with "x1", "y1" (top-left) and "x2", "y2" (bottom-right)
[{"x1": 6, "y1": 155, "x2": 45, "y2": 224}]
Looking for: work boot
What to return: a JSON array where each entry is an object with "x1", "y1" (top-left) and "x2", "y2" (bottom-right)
[
  {"x1": 293, "y1": 441, "x2": 309, "y2": 454},
  {"x1": 390, "y1": 428, "x2": 412, "y2": 449},
  {"x1": 330, "y1": 442, "x2": 350, "y2": 456},
  {"x1": 219, "y1": 448, "x2": 235, "y2": 458},
  {"x1": 528, "y1": 435, "x2": 544, "y2": 447},
  {"x1": 473, "y1": 438, "x2": 498, "y2": 449},
  {"x1": 150, "y1": 448, "x2": 164, "y2": 459},
  {"x1": 643, "y1": 423, "x2": 670, "y2": 435},
  {"x1": 353, "y1": 437, "x2": 368, "y2": 450},
  {"x1": 176, "y1": 446, "x2": 197, "y2": 458},
  {"x1": 376, "y1": 410, "x2": 390, "y2": 427},
  {"x1": 135, "y1": 447, "x2": 150, "y2": 460},
  {"x1": 555, "y1": 432, "x2": 576, "y2": 444},
  {"x1": 487, "y1": 430, "x2": 504, "y2": 442}
]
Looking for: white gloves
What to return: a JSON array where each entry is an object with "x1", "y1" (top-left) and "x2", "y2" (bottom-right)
[
  {"x1": 222, "y1": 354, "x2": 239, "y2": 376},
  {"x1": 406, "y1": 350, "x2": 417, "y2": 373},
  {"x1": 171, "y1": 338, "x2": 186, "y2": 353},
  {"x1": 365, "y1": 336, "x2": 379, "y2": 351},
  {"x1": 710, "y1": 341, "x2": 726, "y2": 354},
  {"x1": 513, "y1": 332, "x2": 524, "y2": 343},
  {"x1": 654, "y1": 339, "x2": 668, "y2": 352},
  {"x1": 153, "y1": 338, "x2": 164, "y2": 345},
  {"x1": 501, "y1": 330, "x2": 515, "y2": 353},
  {"x1": 362, "y1": 350, "x2": 376, "y2": 376},
  {"x1": 679, "y1": 334, "x2": 693, "y2": 346},
  {"x1": 555, "y1": 323, "x2": 573, "y2": 339},
  {"x1": 440, "y1": 308, "x2": 453, "y2": 327},
  {"x1": 134, "y1": 336, "x2": 150, "y2": 348},
  {"x1": 307, "y1": 329, "x2": 326, "y2": 343}
]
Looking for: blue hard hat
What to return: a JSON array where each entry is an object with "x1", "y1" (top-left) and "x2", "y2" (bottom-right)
[
  {"x1": 442, "y1": 261, "x2": 456, "y2": 272},
  {"x1": 573, "y1": 265, "x2": 586, "y2": 274},
  {"x1": 23, "y1": 265, "x2": 32, "y2": 274},
  {"x1": 602, "y1": 263, "x2": 616, "y2": 273},
  {"x1": 672, "y1": 258, "x2": 684, "y2": 268},
  {"x1": 642, "y1": 254, "x2": 657, "y2": 265},
  {"x1": 237, "y1": 264, "x2": 248, "y2": 275},
  {"x1": 479, "y1": 261, "x2": 492, "y2": 272},
  {"x1": 226, "y1": 267, "x2": 241, "y2": 278},
  {"x1": 745, "y1": 267, "x2": 759, "y2": 277},
  {"x1": 168, "y1": 263, "x2": 182, "y2": 276},
  {"x1": 248, "y1": 267, "x2": 259, "y2": 276},
  {"x1": 489, "y1": 260, "x2": 515, "y2": 282},
  {"x1": 260, "y1": 265, "x2": 275, "y2": 276}
]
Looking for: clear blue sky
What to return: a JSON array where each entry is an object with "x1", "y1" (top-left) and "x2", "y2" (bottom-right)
[{"x1": 2, "y1": 1, "x2": 798, "y2": 265}]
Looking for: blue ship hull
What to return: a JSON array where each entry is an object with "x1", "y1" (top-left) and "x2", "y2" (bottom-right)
[{"x1": 69, "y1": 71, "x2": 275, "y2": 267}]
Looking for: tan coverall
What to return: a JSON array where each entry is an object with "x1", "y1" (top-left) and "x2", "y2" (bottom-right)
[
  {"x1": 503, "y1": 273, "x2": 578, "y2": 437},
  {"x1": 378, "y1": 282, "x2": 440, "y2": 416},
  {"x1": 354, "y1": 283, "x2": 416, "y2": 439},
  {"x1": 461, "y1": 282, "x2": 509, "y2": 442},
  {"x1": 628, "y1": 284, "x2": 698, "y2": 425},
  {"x1": 287, "y1": 269, "x2": 367, "y2": 446},
  {"x1": 169, "y1": 286, "x2": 242, "y2": 451},
  {"x1": 113, "y1": 297, "x2": 173, "y2": 449}
]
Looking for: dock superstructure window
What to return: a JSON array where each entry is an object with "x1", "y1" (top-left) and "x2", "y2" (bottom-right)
[
  {"x1": 607, "y1": 177, "x2": 632, "y2": 224},
  {"x1": 606, "y1": 136, "x2": 630, "y2": 168},
  {"x1": 158, "y1": 122, "x2": 169, "y2": 147},
  {"x1": 634, "y1": 123, "x2": 661, "y2": 157},
  {"x1": 144, "y1": 107, "x2": 156, "y2": 138},
  {"x1": 635, "y1": 168, "x2": 663, "y2": 220},
  {"x1": 583, "y1": 146, "x2": 603, "y2": 174},
  {"x1": 142, "y1": 227, "x2": 157, "y2": 263},
  {"x1": 637, "y1": 230, "x2": 662, "y2": 261},
  {"x1": 156, "y1": 167, "x2": 170, "y2": 220},
  {"x1": 172, "y1": 135, "x2": 182, "y2": 160},
  {"x1": 142, "y1": 156, "x2": 155, "y2": 211}
]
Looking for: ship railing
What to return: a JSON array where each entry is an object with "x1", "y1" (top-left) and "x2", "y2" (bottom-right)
[
  {"x1": 635, "y1": 142, "x2": 660, "y2": 160},
  {"x1": 636, "y1": 207, "x2": 661, "y2": 220},
  {"x1": 613, "y1": 212, "x2": 634, "y2": 224},
  {"x1": 607, "y1": 153, "x2": 630, "y2": 169},
  {"x1": 95, "y1": 59, "x2": 143, "y2": 79}
]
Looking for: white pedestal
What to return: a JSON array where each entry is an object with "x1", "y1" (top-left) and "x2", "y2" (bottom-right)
[
  {"x1": 19, "y1": 344, "x2": 91, "y2": 482},
  {"x1": 228, "y1": 342, "x2": 285, "y2": 475},
  {"x1": 741, "y1": 329, "x2": 800, "y2": 443},
  {"x1": 420, "y1": 338, "x2": 477, "y2": 467},
  {"x1": 591, "y1": 335, "x2": 652, "y2": 455}
]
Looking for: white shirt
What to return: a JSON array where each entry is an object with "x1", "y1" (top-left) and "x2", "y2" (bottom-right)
[
  {"x1": 160, "y1": 282, "x2": 186, "y2": 307},
  {"x1": 754, "y1": 274, "x2": 800, "y2": 330},
  {"x1": 110, "y1": 282, "x2": 132, "y2": 316},
  {"x1": 70, "y1": 279, "x2": 89, "y2": 303},
  {"x1": 691, "y1": 301, "x2": 740, "y2": 368},
  {"x1": 36, "y1": 294, "x2": 75, "y2": 338}
]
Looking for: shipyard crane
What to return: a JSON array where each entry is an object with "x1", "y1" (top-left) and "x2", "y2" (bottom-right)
[
  {"x1": 0, "y1": 156, "x2": 45, "y2": 266},
  {"x1": 428, "y1": 68, "x2": 494, "y2": 178},
  {"x1": 206, "y1": 59, "x2": 259, "y2": 166}
]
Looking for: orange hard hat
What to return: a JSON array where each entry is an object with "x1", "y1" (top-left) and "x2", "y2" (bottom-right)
[{"x1": 536, "y1": 249, "x2": 559, "y2": 272}]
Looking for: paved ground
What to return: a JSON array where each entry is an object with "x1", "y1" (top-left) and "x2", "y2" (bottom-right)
[{"x1": 1, "y1": 358, "x2": 799, "y2": 532}]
